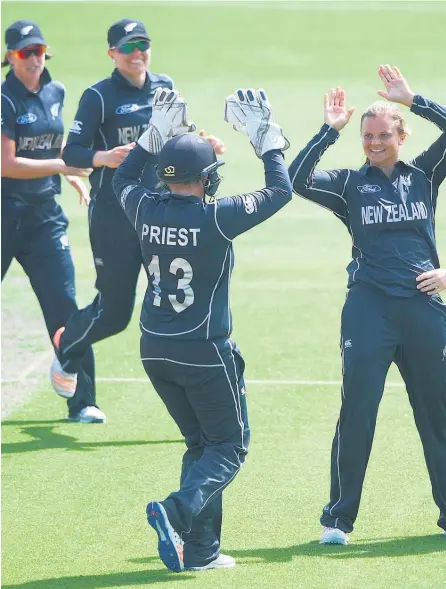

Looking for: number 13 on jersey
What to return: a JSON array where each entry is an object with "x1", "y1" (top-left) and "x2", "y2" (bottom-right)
[{"x1": 147, "y1": 254, "x2": 194, "y2": 313}]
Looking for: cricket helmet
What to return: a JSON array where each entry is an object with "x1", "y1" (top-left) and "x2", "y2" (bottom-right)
[{"x1": 157, "y1": 133, "x2": 225, "y2": 198}]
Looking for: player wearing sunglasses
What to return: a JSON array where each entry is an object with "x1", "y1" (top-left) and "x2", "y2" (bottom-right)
[
  {"x1": 49, "y1": 19, "x2": 175, "y2": 402},
  {"x1": 1, "y1": 20, "x2": 101, "y2": 422}
]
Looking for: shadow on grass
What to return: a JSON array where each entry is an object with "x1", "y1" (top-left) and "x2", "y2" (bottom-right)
[
  {"x1": 2, "y1": 419, "x2": 68, "y2": 426},
  {"x1": 2, "y1": 568, "x2": 194, "y2": 589},
  {"x1": 129, "y1": 534, "x2": 445, "y2": 567},
  {"x1": 1, "y1": 425, "x2": 182, "y2": 454},
  {"x1": 227, "y1": 535, "x2": 446, "y2": 562}
]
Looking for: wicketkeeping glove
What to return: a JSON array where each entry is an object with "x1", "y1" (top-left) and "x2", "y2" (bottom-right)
[
  {"x1": 224, "y1": 88, "x2": 289, "y2": 158},
  {"x1": 138, "y1": 88, "x2": 196, "y2": 154}
]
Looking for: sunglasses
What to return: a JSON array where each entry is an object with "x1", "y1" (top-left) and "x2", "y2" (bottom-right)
[
  {"x1": 12, "y1": 45, "x2": 47, "y2": 59},
  {"x1": 118, "y1": 40, "x2": 150, "y2": 55}
]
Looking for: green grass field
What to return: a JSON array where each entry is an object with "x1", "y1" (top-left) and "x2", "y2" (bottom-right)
[{"x1": 2, "y1": 2, "x2": 446, "y2": 588}]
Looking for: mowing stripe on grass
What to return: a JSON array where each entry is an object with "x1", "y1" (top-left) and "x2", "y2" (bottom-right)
[
  {"x1": 96, "y1": 377, "x2": 405, "y2": 387},
  {"x1": 1, "y1": 376, "x2": 405, "y2": 387}
]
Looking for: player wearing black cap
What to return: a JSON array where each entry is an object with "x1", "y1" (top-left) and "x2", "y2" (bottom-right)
[
  {"x1": 108, "y1": 88, "x2": 292, "y2": 572},
  {"x1": 49, "y1": 19, "x2": 174, "y2": 402},
  {"x1": 1, "y1": 20, "x2": 102, "y2": 422}
]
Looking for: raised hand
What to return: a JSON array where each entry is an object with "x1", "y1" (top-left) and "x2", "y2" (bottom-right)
[
  {"x1": 377, "y1": 65, "x2": 415, "y2": 108},
  {"x1": 324, "y1": 87, "x2": 355, "y2": 131},
  {"x1": 138, "y1": 88, "x2": 196, "y2": 154},
  {"x1": 199, "y1": 130, "x2": 226, "y2": 155},
  {"x1": 224, "y1": 88, "x2": 289, "y2": 158}
]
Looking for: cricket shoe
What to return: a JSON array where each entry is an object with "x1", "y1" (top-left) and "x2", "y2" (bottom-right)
[
  {"x1": 67, "y1": 406, "x2": 107, "y2": 423},
  {"x1": 146, "y1": 501, "x2": 184, "y2": 572},
  {"x1": 320, "y1": 527, "x2": 349, "y2": 545},
  {"x1": 51, "y1": 327, "x2": 77, "y2": 398},
  {"x1": 185, "y1": 554, "x2": 236, "y2": 571}
]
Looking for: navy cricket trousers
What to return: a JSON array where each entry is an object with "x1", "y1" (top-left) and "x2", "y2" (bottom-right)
[
  {"x1": 321, "y1": 283, "x2": 446, "y2": 533},
  {"x1": 141, "y1": 335, "x2": 250, "y2": 568},
  {"x1": 1, "y1": 198, "x2": 96, "y2": 413},
  {"x1": 58, "y1": 194, "x2": 142, "y2": 373}
]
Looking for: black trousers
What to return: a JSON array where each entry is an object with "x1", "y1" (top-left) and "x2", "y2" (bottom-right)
[
  {"x1": 1, "y1": 198, "x2": 96, "y2": 414},
  {"x1": 321, "y1": 283, "x2": 446, "y2": 533},
  {"x1": 58, "y1": 195, "x2": 142, "y2": 373},
  {"x1": 141, "y1": 335, "x2": 250, "y2": 568}
]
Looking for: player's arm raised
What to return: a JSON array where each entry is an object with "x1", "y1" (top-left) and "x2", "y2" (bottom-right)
[
  {"x1": 215, "y1": 88, "x2": 292, "y2": 240},
  {"x1": 112, "y1": 88, "x2": 195, "y2": 227},
  {"x1": 288, "y1": 87, "x2": 353, "y2": 223},
  {"x1": 376, "y1": 65, "x2": 446, "y2": 189}
]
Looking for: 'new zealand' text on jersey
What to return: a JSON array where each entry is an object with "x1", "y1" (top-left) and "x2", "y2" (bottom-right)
[
  {"x1": 112, "y1": 145, "x2": 292, "y2": 340},
  {"x1": 288, "y1": 95, "x2": 446, "y2": 297},
  {"x1": 62, "y1": 69, "x2": 173, "y2": 200},
  {"x1": 1, "y1": 69, "x2": 65, "y2": 204}
]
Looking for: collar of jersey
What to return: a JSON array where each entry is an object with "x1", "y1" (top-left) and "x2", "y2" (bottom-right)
[
  {"x1": 5, "y1": 67, "x2": 52, "y2": 97},
  {"x1": 112, "y1": 68, "x2": 151, "y2": 90},
  {"x1": 359, "y1": 160, "x2": 409, "y2": 176},
  {"x1": 163, "y1": 192, "x2": 204, "y2": 204}
]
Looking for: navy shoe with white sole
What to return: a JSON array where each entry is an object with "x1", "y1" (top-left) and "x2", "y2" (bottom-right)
[{"x1": 146, "y1": 501, "x2": 184, "y2": 572}]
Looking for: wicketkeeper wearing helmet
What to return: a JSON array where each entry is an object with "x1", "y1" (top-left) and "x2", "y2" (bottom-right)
[{"x1": 112, "y1": 88, "x2": 292, "y2": 572}]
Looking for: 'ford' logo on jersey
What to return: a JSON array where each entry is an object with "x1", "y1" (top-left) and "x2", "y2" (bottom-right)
[
  {"x1": 357, "y1": 184, "x2": 381, "y2": 194},
  {"x1": 17, "y1": 113, "x2": 37, "y2": 125},
  {"x1": 116, "y1": 104, "x2": 140, "y2": 115}
]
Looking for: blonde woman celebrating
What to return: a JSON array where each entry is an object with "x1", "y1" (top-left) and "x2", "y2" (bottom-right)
[{"x1": 289, "y1": 65, "x2": 446, "y2": 544}]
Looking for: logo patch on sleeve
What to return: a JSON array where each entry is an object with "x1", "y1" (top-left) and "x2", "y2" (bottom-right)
[
  {"x1": 69, "y1": 120, "x2": 83, "y2": 134},
  {"x1": 241, "y1": 194, "x2": 258, "y2": 214}
]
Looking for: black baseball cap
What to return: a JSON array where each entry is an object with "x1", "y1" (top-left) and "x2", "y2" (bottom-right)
[
  {"x1": 157, "y1": 134, "x2": 224, "y2": 184},
  {"x1": 4, "y1": 20, "x2": 46, "y2": 51},
  {"x1": 107, "y1": 19, "x2": 151, "y2": 48},
  {"x1": 2, "y1": 20, "x2": 50, "y2": 68}
]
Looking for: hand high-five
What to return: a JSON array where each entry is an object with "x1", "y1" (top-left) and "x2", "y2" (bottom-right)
[
  {"x1": 377, "y1": 65, "x2": 415, "y2": 108},
  {"x1": 224, "y1": 88, "x2": 289, "y2": 158},
  {"x1": 324, "y1": 87, "x2": 355, "y2": 131}
]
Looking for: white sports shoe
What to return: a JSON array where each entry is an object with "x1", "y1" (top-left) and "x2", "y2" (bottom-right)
[
  {"x1": 67, "y1": 406, "x2": 107, "y2": 423},
  {"x1": 320, "y1": 527, "x2": 349, "y2": 545},
  {"x1": 185, "y1": 554, "x2": 236, "y2": 571}
]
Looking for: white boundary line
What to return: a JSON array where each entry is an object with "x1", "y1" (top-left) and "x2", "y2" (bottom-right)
[
  {"x1": 1, "y1": 375, "x2": 405, "y2": 388},
  {"x1": 16, "y1": 350, "x2": 53, "y2": 382}
]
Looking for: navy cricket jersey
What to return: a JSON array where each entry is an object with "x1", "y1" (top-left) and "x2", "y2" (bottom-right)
[
  {"x1": 112, "y1": 144, "x2": 292, "y2": 340},
  {"x1": 289, "y1": 95, "x2": 446, "y2": 297},
  {"x1": 63, "y1": 69, "x2": 173, "y2": 200},
  {"x1": 1, "y1": 68, "x2": 65, "y2": 204}
]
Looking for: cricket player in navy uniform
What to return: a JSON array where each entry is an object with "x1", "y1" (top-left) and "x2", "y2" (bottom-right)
[
  {"x1": 107, "y1": 88, "x2": 291, "y2": 571},
  {"x1": 289, "y1": 65, "x2": 446, "y2": 545},
  {"x1": 49, "y1": 19, "x2": 174, "y2": 398},
  {"x1": 1, "y1": 20, "x2": 103, "y2": 422}
]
